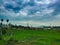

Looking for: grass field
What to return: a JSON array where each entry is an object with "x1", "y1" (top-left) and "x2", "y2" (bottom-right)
[{"x1": 0, "y1": 29, "x2": 60, "y2": 45}]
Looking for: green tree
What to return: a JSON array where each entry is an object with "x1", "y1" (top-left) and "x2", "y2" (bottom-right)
[
  {"x1": 0, "y1": 19, "x2": 4, "y2": 40},
  {"x1": 1, "y1": 19, "x2": 3, "y2": 26},
  {"x1": 6, "y1": 19, "x2": 9, "y2": 24}
]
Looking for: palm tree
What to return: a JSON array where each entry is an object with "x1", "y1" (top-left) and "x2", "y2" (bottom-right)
[
  {"x1": 0, "y1": 19, "x2": 4, "y2": 34},
  {"x1": 0, "y1": 19, "x2": 3, "y2": 39},
  {"x1": 6, "y1": 19, "x2": 9, "y2": 28},
  {"x1": 1, "y1": 19, "x2": 3, "y2": 26},
  {"x1": 6, "y1": 19, "x2": 9, "y2": 25}
]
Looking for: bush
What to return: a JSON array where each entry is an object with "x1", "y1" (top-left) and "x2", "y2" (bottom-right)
[
  {"x1": 2, "y1": 30, "x2": 6, "y2": 35},
  {"x1": 5, "y1": 38, "x2": 18, "y2": 45},
  {"x1": 0, "y1": 36, "x2": 2, "y2": 40}
]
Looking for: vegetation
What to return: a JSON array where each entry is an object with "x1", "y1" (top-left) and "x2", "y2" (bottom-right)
[
  {"x1": 0, "y1": 19, "x2": 60, "y2": 45},
  {"x1": 0, "y1": 29, "x2": 60, "y2": 45}
]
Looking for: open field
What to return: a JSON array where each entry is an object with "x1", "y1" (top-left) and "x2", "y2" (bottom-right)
[{"x1": 0, "y1": 29, "x2": 60, "y2": 45}]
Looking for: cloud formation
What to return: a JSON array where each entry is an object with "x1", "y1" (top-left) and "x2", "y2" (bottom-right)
[{"x1": 0, "y1": 0, "x2": 60, "y2": 26}]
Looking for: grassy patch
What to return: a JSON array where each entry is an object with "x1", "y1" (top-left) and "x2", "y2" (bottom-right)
[{"x1": 0, "y1": 29, "x2": 60, "y2": 45}]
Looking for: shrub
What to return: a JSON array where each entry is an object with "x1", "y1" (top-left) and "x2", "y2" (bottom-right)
[{"x1": 2, "y1": 30, "x2": 6, "y2": 35}]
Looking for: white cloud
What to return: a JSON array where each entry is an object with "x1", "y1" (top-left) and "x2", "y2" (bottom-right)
[
  {"x1": 0, "y1": 0, "x2": 60, "y2": 26},
  {"x1": 0, "y1": 6, "x2": 18, "y2": 17},
  {"x1": 35, "y1": 0, "x2": 57, "y2": 5},
  {"x1": 35, "y1": 0, "x2": 51, "y2": 5},
  {"x1": 33, "y1": 8, "x2": 54, "y2": 17},
  {"x1": 3, "y1": 0, "x2": 18, "y2": 8},
  {"x1": 10, "y1": 20, "x2": 46, "y2": 27},
  {"x1": 42, "y1": 8, "x2": 54, "y2": 15},
  {"x1": 23, "y1": 0, "x2": 30, "y2": 3},
  {"x1": 19, "y1": 11, "x2": 28, "y2": 16},
  {"x1": 34, "y1": 11, "x2": 42, "y2": 16},
  {"x1": 55, "y1": 14, "x2": 60, "y2": 19},
  {"x1": 10, "y1": 20, "x2": 60, "y2": 27}
]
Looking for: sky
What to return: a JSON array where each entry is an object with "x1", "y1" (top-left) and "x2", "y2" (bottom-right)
[{"x1": 0, "y1": 0, "x2": 60, "y2": 27}]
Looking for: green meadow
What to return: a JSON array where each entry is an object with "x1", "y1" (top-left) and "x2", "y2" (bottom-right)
[{"x1": 0, "y1": 29, "x2": 60, "y2": 45}]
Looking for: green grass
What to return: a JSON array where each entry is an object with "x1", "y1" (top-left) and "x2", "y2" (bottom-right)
[{"x1": 0, "y1": 29, "x2": 60, "y2": 45}]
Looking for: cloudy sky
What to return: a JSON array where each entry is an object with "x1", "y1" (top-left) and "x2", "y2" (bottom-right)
[{"x1": 0, "y1": 0, "x2": 60, "y2": 27}]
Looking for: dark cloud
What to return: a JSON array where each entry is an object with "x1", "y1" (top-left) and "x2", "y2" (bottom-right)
[{"x1": 0, "y1": 0, "x2": 60, "y2": 25}]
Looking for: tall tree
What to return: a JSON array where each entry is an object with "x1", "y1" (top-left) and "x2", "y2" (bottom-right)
[
  {"x1": 1, "y1": 19, "x2": 3, "y2": 25},
  {"x1": 1, "y1": 19, "x2": 4, "y2": 34},
  {"x1": 0, "y1": 19, "x2": 4, "y2": 40},
  {"x1": 6, "y1": 19, "x2": 9, "y2": 25}
]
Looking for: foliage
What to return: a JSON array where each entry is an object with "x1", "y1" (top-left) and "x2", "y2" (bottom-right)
[{"x1": 0, "y1": 29, "x2": 60, "y2": 45}]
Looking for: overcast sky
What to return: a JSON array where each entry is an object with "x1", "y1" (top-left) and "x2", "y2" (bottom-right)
[{"x1": 0, "y1": 0, "x2": 60, "y2": 27}]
